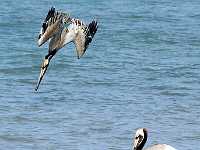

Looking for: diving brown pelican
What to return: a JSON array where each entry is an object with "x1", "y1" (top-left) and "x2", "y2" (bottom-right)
[
  {"x1": 35, "y1": 7, "x2": 98, "y2": 91},
  {"x1": 133, "y1": 128, "x2": 177, "y2": 150}
]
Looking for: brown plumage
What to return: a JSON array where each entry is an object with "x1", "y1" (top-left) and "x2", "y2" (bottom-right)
[{"x1": 35, "y1": 7, "x2": 98, "y2": 91}]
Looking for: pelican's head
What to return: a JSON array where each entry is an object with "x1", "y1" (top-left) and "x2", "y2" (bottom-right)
[
  {"x1": 133, "y1": 128, "x2": 148, "y2": 150},
  {"x1": 38, "y1": 7, "x2": 63, "y2": 46}
]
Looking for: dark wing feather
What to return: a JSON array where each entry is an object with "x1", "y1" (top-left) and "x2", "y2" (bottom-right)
[{"x1": 45, "y1": 7, "x2": 55, "y2": 22}]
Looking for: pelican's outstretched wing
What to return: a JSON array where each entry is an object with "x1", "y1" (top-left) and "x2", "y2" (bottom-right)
[
  {"x1": 73, "y1": 20, "x2": 98, "y2": 59},
  {"x1": 38, "y1": 7, "x2": 71, "y2": 46}
]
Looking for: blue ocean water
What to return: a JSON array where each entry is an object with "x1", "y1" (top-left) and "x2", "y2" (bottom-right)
[{"x1": 0, "y1": 0, "x2": 200, "y2": 149}]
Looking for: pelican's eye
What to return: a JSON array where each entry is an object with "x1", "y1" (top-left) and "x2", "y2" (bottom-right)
[{"x1": 136, "y1": 135, "x2": 143, "y2": 140}]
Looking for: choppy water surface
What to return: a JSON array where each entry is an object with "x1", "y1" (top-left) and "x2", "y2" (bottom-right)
[{"x1": 0, "y1": 0, "x2": 200, "y2": 149}]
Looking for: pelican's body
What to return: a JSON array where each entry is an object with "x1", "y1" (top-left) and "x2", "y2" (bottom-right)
[
  {"x1": 35, "y1": 7, "x2": 98, "y2": 91},
  {"x1": 133, "y1": 128, "x2": 177, "y2": 150},
  {"x1": 144, "y1": 144, "x2": 176, "y2": 150}
]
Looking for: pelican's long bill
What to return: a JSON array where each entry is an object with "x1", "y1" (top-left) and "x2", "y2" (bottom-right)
[{"x1": 35, "y1": 58, "x2": 49, "y2": 91}]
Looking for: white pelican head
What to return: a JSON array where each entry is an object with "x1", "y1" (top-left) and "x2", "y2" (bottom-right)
[{"x1": 133, "y1": 128, "x2": 148, "y2": 150}]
